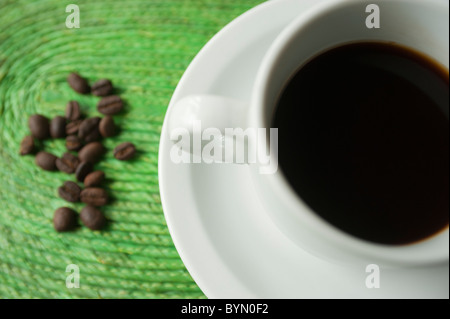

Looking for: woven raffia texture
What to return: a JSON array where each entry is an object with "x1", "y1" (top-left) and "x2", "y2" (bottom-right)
[{"x1": 0, "y1": 0, "x2": 264, "y2": 298}]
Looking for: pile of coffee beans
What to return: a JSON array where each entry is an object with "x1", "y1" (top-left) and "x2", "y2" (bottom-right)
[{"x1": 20, "y1": 72, "x2": 137, "y2": 232}]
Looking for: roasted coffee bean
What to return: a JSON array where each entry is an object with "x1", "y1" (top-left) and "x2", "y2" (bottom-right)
[
  {"x1": 99, "y1": 116, "x2": 118, "y2": 137},
  {"x1": 58, "y1": 181, "x2": 82, "y2": 202},
  {"x1": 53, "y1": 207, "x2": 77, "y2": 232},
  {"x1": 80, "y1": 205, "x2": 106, "y2": 230},
  {"x1": 80, "y1": 188, "x2": 108, "y2": 206},
  {"x1": 78, "y1": 117, "x2": 101, "y2": 142},
  {"x1": 28, "y1": 114, "x2": 50, "y2": 140},
  {"x1": 78, "y1": 142, "x2": 105, "y2": 164},
  {"x1": 35, "y1": 151, "x2": 57, "y2": 171},
  {"x1": 20, "y1": 135, "x2": 34, "y2": 155},
  {"x1": 66, "y1": 119, "x2": 83, "y2": 135},
  {"x1": 67, "y1": 72, "x2": 90, "y2": 94},
  {"x1": 114, "y1": 142, "x2": 136, "y2": 161},
  {"x1": 84, "y1": 171, "x2": 105, "y2": 187},
  {"x1": 97, "y1": 95, "x2": 123, "y2": 115},
  {"x1": 66, "y1": 135, "x2": 83, "y2": 152},
  {"x1": 91, "y1": 79, "x2": 113, "y2": 97},
  {"x1": 66, "y1": 101, "x2": 81, "y2": 121},
  {"x1": 75, "y1": 161, "x2": 93, "y2": 182},
  {"x1": 50, "y1": 116, "x2": 66, "y2": 138},
  {"x1": 85, "y1": 130, "x2": 101, "y2": 143},
  {"x1": 56, "y1": 152, "x2": 80, "y2": 174}
]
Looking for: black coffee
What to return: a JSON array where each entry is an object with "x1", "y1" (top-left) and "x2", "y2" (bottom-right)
[{"x1": 273, "y1": 42, "x2": 449, "y2": 245}]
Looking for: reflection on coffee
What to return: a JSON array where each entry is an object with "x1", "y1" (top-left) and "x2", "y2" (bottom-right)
[{"x1": 273, "y1": 42, "x2": 449, "y2": 245}]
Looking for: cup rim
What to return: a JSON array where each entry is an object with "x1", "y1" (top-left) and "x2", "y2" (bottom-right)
[{"x1": 250, "y1": 0, "x2": 449, "y2": 266}]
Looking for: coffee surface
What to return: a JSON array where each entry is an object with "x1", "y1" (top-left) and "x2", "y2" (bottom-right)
[{"x1": 274, "y1": 42, "x2": 449, "y2": 245}]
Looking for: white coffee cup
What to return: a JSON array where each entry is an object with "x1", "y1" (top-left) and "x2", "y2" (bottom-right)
[{"x1": 168, "y1": 0, "x2": 449, "y2": 267}]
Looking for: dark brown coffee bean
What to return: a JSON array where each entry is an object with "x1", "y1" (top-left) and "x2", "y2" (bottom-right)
[
  {"x1": 50, "y1": 116, "x2": 67, "y2": 138},
  {"x1": 67, "y1": 72, "x2": 90, "y2": 94},
  {"x1": 53, "y1": 207, "x2": 77, "y2": 232},
  {"x1": 84, "y1": 130, "x2": 101, "y2": 143},
  {"x1": 58, "y1": 181, "x2": 81, "y2": 202},
  {"x1": 28, "y1": 114, "x2": 50, "y2": 140},
  {"x1": 66, "y1": 120, "x2": 83, "y2": 135},
  {"x1": 20, "y1": 136, "x2": 34, "y2": 155},
  {"x1": 80, "y1": 188, "x2": 108, "y2": 206},
  {"x1": 97, "y1": 95, "x2": 124, "y2": 115},
  {"x1": 66, "y1": 135, "x2": 83, "y2": 152},
  {"x1": 80, "y1": 206, "x2": 106, "y2": 230},
  {"x1": 84, "y1": 171, "x2": 105, "y2": 187},
  {"x1": 75, "y1": 161, "x2": 93, "y2": 182},
  {"x1": 56, "y1": 153, "x2": 80, "y2": 174},
  {"x1": 99, "y1": 116, "x2": 118, "y2": 137},
  {"x1": 35, "y1": 151, "x2": 57, "y2": 171},
  {"x1": 91, "y1": 79, "x2": 113, "y2": 97},
  {"x1": 78, "y1": 142, "x2": 105, "y2": 163},
  {"x1": 114, "y1": 142, "x2": 136, "y2": 161},
  {"x1": 78, "y1": 117, "x2": 101, "y2": 142},
  {"x1": 66, "y1": 101, "x2": 81, "y2": 121}
]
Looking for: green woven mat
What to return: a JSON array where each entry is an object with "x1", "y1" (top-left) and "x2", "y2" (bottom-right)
[{"x1": 0, "y1": 0, "x2": 264, "y2": 299}]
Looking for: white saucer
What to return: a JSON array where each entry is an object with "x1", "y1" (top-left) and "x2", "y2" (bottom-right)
[{"x1": 158, "y1": 0, "x2": 449, "y2": 298}]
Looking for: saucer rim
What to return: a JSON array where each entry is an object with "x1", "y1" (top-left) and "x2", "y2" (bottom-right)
[{"x1": 158, "y1": 0, "x2": 287, "y2": 298}]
